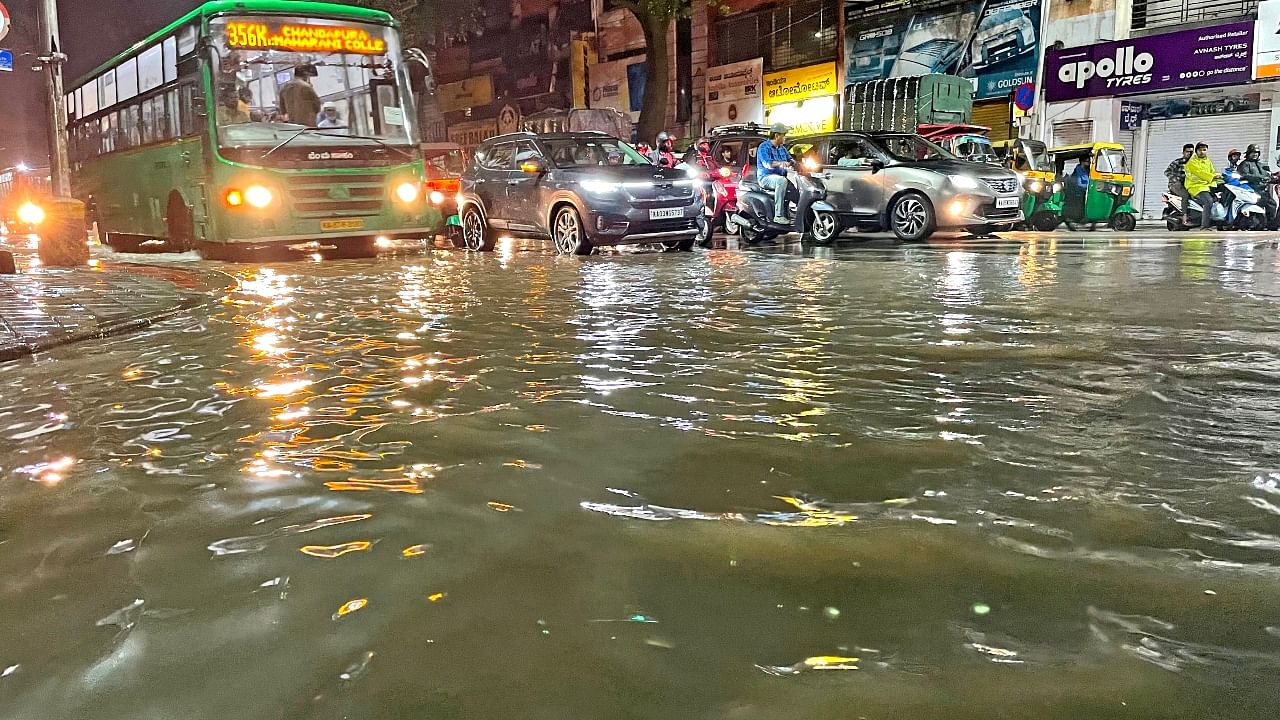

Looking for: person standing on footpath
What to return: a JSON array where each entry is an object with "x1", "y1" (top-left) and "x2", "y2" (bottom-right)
[{"x1": 1184, "y1": 142, "x2": 1222, "y2": 230}]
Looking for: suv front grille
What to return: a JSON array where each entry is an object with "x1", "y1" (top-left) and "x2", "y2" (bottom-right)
[
  {"x1": 287, "y1": 174, "x2": 386, "y2": 217},
  {"x1": 982, "y1": 177, "x2": 1019, "y2": 194}
]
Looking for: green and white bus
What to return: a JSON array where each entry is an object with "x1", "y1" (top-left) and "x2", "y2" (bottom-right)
[{"x1": 66, "y1": 0, "x2": 439, "y2": 258}]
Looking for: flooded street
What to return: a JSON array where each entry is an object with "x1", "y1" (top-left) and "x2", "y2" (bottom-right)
[{"x1": 3, "y1": 236, "x2": 1280, "y2": 718}]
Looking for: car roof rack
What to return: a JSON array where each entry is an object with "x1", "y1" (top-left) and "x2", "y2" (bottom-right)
[{"x1": 709, "y1": 123, "x2": 770, "y2": 137}]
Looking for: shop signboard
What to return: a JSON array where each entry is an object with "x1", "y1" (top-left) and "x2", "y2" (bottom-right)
[
  {"x1": 447, "y1": 118, "x2": 498, "y2": 158},
  {"x1": 589, "y1": 57, "x2": 645, "y2": 120},
  {"x1": 842, "y1": 0, "x2": 1041, "y2": 100},
  {"x1": 1120, "y1": 102, "x2": 1145, "y2": 131},
  {"x1": 1254, "y1": 0, "x2": 1280, "y2": 78},
  {"x1": 763, "y1": 63, "x2": 839, "y2": 106},
  {"x1": 437, "y1": 75, "x2": 495, "y2": 113},
  {"x1": 1044, "y1": 22, "x2": 1253, "y2": 102},
  {"x1": 705, "y1": 58, "x2": 763, "y2": 129}
]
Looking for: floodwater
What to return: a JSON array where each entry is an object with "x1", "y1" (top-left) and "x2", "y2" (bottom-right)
[{"x1": 3, "y1": 235, "x2": 1280, "y2": 719}]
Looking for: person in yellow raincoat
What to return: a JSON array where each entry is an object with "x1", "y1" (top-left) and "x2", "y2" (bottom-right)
[{"x1": 1183, "y1": 142, "x2": 1223, "y2": 229}]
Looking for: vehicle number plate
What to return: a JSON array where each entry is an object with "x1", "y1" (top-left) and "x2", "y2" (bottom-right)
[
  {"x1": 320, "y1": 218, "x2": 365, "y2": 232},
  {"x1": 995, "y1": 197, "x2": 1019, "y2": 209},
  {"x1": 649, "y1": 207, "x2": 683, "y2": 220}
]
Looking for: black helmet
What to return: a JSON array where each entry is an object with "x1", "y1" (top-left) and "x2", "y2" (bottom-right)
[{"x1": 1247, "y1": 144, "x2": 1261, "y2": 156}]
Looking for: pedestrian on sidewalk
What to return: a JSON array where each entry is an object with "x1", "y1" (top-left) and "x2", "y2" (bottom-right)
[{"x1": 1184, "y1": 142, "x2": 1222, "y2": 230}]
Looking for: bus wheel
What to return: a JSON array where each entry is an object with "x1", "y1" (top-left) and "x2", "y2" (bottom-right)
[{"x1": 165, "y1": 195, "x2": 194, "y2": 253}]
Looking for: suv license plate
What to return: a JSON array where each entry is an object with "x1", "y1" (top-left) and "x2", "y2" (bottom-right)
[
  {"x1": 995, "y1": 197, "x2": 1019, "y2": 209},
  {"x1": 321, "y1": 219, "x2": 365, "y2": 232},
  {"x1": 649, "y1": 208, "x2": 683, "y2": 220}
]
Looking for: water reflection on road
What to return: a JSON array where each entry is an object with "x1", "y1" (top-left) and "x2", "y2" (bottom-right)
[{"x1": 3, "y1": 235, "x2": 1280, "y2": 719}]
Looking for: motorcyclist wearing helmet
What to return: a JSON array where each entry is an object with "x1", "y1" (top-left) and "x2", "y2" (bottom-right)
[
  {"x1": 691, "y1": 136, "x2": 716, "y2": 172},
  {"x1": 1238, "y1": 144, "x2": 1277, "y2": 229},
  {"x1": 756, "y1": 123, "x2": 794, "y2": 225},
  {"x1": 649, "y1": 132, "x2": 678, "y2": 168},
  {"x1": 1223, "y1": 148, "x2": 1244, "y2": 208}
]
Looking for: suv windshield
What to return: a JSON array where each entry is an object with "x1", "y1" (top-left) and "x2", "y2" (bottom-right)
[
  {"x1": 873, "y1": 134, "x2": 956, "y2": 162},
  {"x1": 541, "y1": 138, "x2": 651, "y2": 167},
  {"x1": 209, "y1": 16, "x2": 415, "y2": 155}
]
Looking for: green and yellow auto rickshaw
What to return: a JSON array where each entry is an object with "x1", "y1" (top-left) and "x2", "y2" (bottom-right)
[
  {"x1": 993, "y1": 139, "x2": 1062, "y2": 230},
  {"x1": 1047, "y1": 142, "x2": 1138, "y2": 231}
]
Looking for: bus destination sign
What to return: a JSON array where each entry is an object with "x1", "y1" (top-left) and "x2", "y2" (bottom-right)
[{"x1": 225, "y1": 22, "x2": 387, "y2": 54}]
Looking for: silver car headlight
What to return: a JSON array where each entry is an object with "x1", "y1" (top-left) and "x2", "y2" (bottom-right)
[{"x1": 951, "y1": 175, "x2": 980, "y2": 190}]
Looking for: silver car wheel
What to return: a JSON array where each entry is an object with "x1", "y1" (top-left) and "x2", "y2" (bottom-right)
[
  {"x1": 893, "y1": 197, "x2": 927, "y2": 237},
  {"x1": 462, "y1": 210, "x2": 486, "y2": 251},
  {"x1": 554, "y1": 209, "x2": 583, "y2": 255}
]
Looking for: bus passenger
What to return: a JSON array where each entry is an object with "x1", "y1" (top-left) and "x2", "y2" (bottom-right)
[{"x1": 280, "y1": 64, "x2": 322, "y2": 126}]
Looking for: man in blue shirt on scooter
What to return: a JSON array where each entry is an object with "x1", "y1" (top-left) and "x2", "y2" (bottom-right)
[{"x1": 756, "y1": 123, "x2": 794, "y2": 224}]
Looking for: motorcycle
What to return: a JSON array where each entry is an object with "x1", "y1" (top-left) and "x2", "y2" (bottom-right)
[
  {"x1": 1162, "y1": 171, "x2": 1266, "y2": 230},
  {"x1": 683, "y1": 162, "x2": 742, "y2": 246},
  {"x1": 726, "y1": 168, "x2": 841, "y2": 245}
]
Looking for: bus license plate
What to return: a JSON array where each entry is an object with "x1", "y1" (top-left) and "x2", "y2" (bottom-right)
[
  {"x1": 649, "y1": 208, "x2": 683, "y2": 220},
  {"x1": 321, "y1": 219, "x2": 365, "y2": 232},
  {"x1": 995, "y1": 197, "x2": 1019, "y2": 209}
]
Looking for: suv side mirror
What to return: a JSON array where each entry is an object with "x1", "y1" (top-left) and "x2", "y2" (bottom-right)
[{"x1": 520, "y1": 158, "x2": 547, "y2": 175}]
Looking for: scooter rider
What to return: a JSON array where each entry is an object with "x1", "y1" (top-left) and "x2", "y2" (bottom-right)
[
  {"x1": 1166, "y1": 143, "x2": 1193, "y2": 213},
  {"x1": 756, "y1": 123, "x2": 794, "y2": 225},
  {"x1": 692, "y1": 136, "x2": 716, "y2": 172},
  {"x1": 650, "y1": 132, "x2": 678, "y2": 168},
  {"x1": 1184, "y1": 142, "x2": 1222, "y2": 230},
  {"x1": 1237, "y1": 144, "x2": 1276, "y2": 228}
]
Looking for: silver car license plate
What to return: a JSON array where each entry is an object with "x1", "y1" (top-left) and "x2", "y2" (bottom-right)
[
  {"x1": 995, "y1": 197, "x2": 1019, "y2": 209},
  {"x1": 650, "y1": 207, "x2": 683, "y2": 220}
]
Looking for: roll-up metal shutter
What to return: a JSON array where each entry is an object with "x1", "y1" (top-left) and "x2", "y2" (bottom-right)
[
  {"x1": 1052, "y1": 120, "x2": 1093, "y2": 148},
  {"x1": 1139, "y1": 111, "x2": 1270, "y2": 219},
  {"x1": 973, "y1": 100, "x2": 1013, "y2": 142}
]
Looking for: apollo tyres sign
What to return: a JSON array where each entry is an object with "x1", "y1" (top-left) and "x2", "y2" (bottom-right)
[{"x1": 1044, "y1": 21, "x2": 1254, "y2": 102}]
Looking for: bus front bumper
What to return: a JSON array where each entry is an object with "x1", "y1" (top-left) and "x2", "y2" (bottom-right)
[{"x1": 216, "y1": 226, "x2": 441, "y2": 246}]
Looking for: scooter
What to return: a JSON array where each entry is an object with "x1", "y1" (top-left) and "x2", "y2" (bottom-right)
[
  {"x1": 687, "y1": 163, "x2": 742, "y2": 246},
  {"x1": 727, "y1": 169, "x2": 841, "y2": 245},
  {"x1": 1163, "y1": 171, "x2": 1265, "y2": 230}
]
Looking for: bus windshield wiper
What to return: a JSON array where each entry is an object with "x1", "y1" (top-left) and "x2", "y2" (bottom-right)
[{"x1": 261, "y1": 126, "x2": 315, "y2": 159}]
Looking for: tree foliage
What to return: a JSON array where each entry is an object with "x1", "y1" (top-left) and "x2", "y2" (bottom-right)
[{"x1": 348, "y1": 0, "x2": 440, "y2": 48}]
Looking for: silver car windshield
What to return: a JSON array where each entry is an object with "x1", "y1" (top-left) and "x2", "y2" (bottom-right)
[{"x1": 874, "y1": 135, "x2": 957, "y2": 162}]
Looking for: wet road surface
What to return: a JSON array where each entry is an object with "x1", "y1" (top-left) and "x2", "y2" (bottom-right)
[{"x1": 3, "y1": 234, "x2": 1280, "y2": 718}]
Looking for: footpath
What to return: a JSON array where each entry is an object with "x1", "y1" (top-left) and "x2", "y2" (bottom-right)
[{"x1": 0, "y1": 246, "x2": 232, "y2": 362}]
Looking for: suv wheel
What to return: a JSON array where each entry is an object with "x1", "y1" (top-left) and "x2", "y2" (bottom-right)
[
  {"x1": 552, "y1": 206, "x2": 592, "y2": 255},
  {"x1": 889, "y1": 193, "x2": 935, "y2": 242},
  {"x1": 461, "y1": 207, "x2": 496, "y2": 252}
]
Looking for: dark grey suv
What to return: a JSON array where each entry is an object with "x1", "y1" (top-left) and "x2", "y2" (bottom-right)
[{"x1": 457, "y1": 132, "x2": 704, "y2": 255}]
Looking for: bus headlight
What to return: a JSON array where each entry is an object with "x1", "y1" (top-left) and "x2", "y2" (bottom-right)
[
  {"x1": 396, "y1": 181, "x2": 420, "y2": 203},
  {"x1": 17, "y1": 202, "x2": 46, "y2": 226},
  {"x1": 245, "y1": 185, "x2": 274, "y2": 208}
]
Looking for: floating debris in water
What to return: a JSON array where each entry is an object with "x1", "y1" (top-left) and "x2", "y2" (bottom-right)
[
  {"x1": 427, "y1": 592, "x2": 447, "y2": 603},
  {"x1": 333, "y1": 598, "x2": 368, "y2": 620},
  {"x1": 339, "y1": 651, "x2": 375, "y2": 681},
  {"x1": 537, "y1": 619, "x2": 550, "y2": 636},
  {"x1": 645, "y1": 637, "x2": 676, "y2": 649},
  {"x1": 972, "y1": 603, "x2": 992, "y2": 616},
  {"x1": 96, "y1": 599, "x2": 145, "y2": 631},
  {"x1": 300, "y1": 541, "x2": 373, "y2": 558},
  {"x1": 503, "y1": 460, "x2": 543, "y2": 469},
  {"x1": 487, "y1": 501, "x2": 518, "y2": 512},
  {"x1": 401, "y1": 544, "x2": 430, "y2": 557},
  {"x1": 757, "y1": 655, "x2": 860, "y2": 676},
  {"x1": 590, "y1": 613, "x2": 658, "y2": 624},
  {"x1": 107, "y1": 538, "x2": 138, "y2": 555},
  {"x1": 1204, "y1": 590, "x2": 1217, "y2": 596},
  {"x1": 2, "y1": 665, "x2": 18, "y2": 678},
  {"x1": 823, "y1": 607, "x2": 841, "y2": 620}
]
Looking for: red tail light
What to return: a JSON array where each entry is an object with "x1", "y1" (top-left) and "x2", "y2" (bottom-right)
[{"x1": 426, "y1": 177, "x2": 461, "y2": 194}]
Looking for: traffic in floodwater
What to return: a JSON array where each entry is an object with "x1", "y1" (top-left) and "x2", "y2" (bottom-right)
[{"x1": 2, "y1": 235, "x2": 1280, "y2": 718}]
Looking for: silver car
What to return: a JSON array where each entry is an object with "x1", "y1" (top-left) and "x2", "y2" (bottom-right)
[{"x1": 794, "y1": 131, "x2": 1024, "y2": 241}]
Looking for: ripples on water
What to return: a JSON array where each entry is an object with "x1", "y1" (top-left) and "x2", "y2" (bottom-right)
[{"x1": 2, "y1": 237, "x2": 1280, "y2": 718}]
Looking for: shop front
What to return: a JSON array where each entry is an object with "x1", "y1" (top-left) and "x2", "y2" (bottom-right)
[
  {"x1": 762, "y1": 62, "x2": 839, "y2": 137},
  {"x1": 1043, "y1": 21, "x2": 1257, "y2": 217},
  {"x1": 842, "y1": 0, "x2": 1043, "y2": 140}
]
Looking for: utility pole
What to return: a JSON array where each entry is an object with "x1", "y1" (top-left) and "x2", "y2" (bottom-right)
[{"x1": 36, "y1": 0, "x2": 69, "y2": 196}]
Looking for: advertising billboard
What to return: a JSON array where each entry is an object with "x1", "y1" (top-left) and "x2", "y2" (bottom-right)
[
  {"x1": 589, "y1": 57, "x2": 646, "y2": 120},
  {"x1": 705, "y1": 58, "x2": 764, "y2": 129},
  {"x1": 1043, "y1": 21, "x2": 1253, "y2": 102},
  {"x1": 843, "y1": 0, "x2": 1042, "y2": 100},
  {"x1": 1254, "y1": 0, "x2": 1280, "y2": 78}
]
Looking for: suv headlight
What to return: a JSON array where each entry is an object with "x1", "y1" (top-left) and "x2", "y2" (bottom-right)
[
  {"x1": 580, "y1": 179, "x2": 622, "y2": 194},
  {"x1": 951, "y1": 175, "x2": 979, "y2": 190}
]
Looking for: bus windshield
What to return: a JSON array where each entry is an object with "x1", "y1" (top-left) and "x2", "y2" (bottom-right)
[{"x1": 209, "y1": 16, "x2": 415, "y2": 158}]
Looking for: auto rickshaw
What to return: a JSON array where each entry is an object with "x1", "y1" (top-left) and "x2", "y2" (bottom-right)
[
  {"x1": 1046, "y1": 142, "x2": 1137, "y2": 231},
  {"x1": 993, "y1": 139, "x2": 1062, "y2": 230},
  {"x1": 423, "y1": 142, "x2": 467, "y2": 245}
]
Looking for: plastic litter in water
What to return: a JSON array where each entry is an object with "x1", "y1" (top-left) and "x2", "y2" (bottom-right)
[
  {"x1": 300, "y1": 541, "x2": 372, "y2": 558},
  {"x1": 537, "y1": 619, "x2": 550, "y2": 636},
  {"x1": 427, "y1": 592, "x2": 447, "y2": 603},
  {"x1": 487, "y1": 501, "x2": 517, "y2": 512},
  {"x1": 107, "y1": 539, "x2": 138, "y2": 555},
  {"x1": 2, "y1": 665, "x2": 18, "y2": 678},
  {"x1": 333, "y1": 598, "x2": 368, "y2": 620},
  {"x1": 757, "y1": 655, "x2": 860, "y2": 676},
  {"x1": 339, "y1": 651, "x2": 375, "y2": 681},
  {"x1": 972, "y1": 603, "x2": 991, "y2": 616}
]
